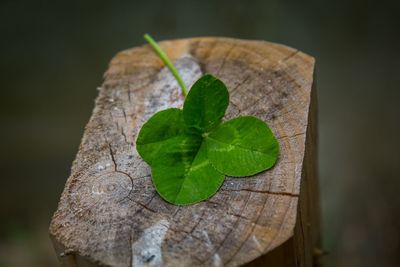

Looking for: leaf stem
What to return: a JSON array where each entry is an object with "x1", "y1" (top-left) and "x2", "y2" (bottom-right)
[{"x1": 143, "y1": 33, "x2": 188, "y2": 96}]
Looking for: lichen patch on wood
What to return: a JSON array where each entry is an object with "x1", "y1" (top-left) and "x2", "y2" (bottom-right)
[{"x1": 131, "y1": 219, "x2": 170, "y2": 267}]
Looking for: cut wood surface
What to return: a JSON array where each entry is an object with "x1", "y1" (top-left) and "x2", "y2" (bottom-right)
[{"x1": 49, "y1": 37, "x2": 319, "y2": 267}]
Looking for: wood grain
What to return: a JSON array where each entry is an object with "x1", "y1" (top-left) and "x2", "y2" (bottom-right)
[{"x1": 49, "y1": 37, "x2": 319, "y2": 267}]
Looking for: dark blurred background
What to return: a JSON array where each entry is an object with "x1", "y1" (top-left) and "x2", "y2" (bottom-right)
[{"x1": 1, "y1": 0, "x2": 399, "y2": 266}]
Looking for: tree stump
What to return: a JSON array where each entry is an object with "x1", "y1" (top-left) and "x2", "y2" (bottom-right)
[{"x1": 49, "y1": 37, "x2": 320, "y2": 267}]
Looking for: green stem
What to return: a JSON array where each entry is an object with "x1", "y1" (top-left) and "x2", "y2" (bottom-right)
[{"x1": 144, "y1": 33, "x2": 188, "y2": 96}]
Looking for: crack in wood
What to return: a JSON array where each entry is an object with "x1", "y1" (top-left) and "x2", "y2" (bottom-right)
[
  {"x1": 107, "y1": 142, "x2": 117, "y2": 172},
  {"x1": 222, "y1": 188, "x2": 299, "y2": 198},
  {"x1": 277, "y1": 132, "x2": 306, "y2": 140}
]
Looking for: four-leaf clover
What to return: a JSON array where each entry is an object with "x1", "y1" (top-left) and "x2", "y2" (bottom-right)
[{"x1": 136, "y1": 74, "x2": 279, "y2": 205}]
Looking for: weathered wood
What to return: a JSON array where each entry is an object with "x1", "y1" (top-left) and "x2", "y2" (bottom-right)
[{"x1": 49, "y1": 37, "x2": 319, "y2": 267}]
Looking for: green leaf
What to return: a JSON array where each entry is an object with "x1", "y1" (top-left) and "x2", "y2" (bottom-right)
[
  {"x1": 136, "y1": 106, "x2": 225, "y2": 205},
  {"x1": 152, "y1": 142, "x2": 224, "y2": 205},
  {"x1": 206, "y1": 116, "x2": 279, "y2": 176},
  {"x1": 136, "y1": 108, "x2": 186, "y2": 165},
  {"x1": 183, "y1": 74, "x2": 229, "y2": 134}
]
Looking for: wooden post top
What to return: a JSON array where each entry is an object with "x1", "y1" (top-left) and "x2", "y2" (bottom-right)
[{"x1": 49, "y1": 37, "x2": 316, "y2": 267}]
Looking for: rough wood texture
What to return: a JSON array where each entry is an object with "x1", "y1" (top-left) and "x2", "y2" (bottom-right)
[{"x1": 49, "y1": 37, "x2": 319, "y2": 267}]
